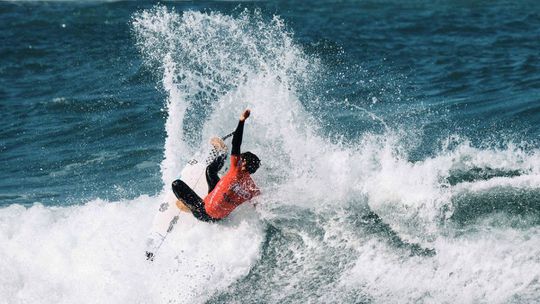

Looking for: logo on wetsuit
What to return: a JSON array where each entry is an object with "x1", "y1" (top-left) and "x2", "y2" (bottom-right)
[{"x1": 230, "y1": 183, "x2": 251, "y2": 199}]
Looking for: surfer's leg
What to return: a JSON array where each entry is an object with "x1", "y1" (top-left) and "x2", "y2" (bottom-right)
[
  {"x1": 172, "y1": 179, "x2": 202, "y2": 208},
  {"x1": 205, "y1": 154, "x2": 225, "y2": 193},
  {"x1": 172, "y1": 179, "x2": 216, "y2": 222}
]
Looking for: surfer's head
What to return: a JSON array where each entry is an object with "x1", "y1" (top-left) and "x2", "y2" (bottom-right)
[{"x1": 241, "y1": 151, "x2": 260, "y2": 174}]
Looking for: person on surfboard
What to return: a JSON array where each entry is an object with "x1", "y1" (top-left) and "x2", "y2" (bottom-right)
[{"x1": 172, "y1": 109, "x2": 261, "y2": 222}]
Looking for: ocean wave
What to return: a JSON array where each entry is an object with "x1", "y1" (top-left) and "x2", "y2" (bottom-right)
[
  {"x1": 0, "y1": 197, "x2": 263, "y2": 304},
  {"x1": 2, "y1": 4, "x2": 539, "y2": 303},
  {"x1": 129, "y1": 6, "x2": 540, "y2": 302}
]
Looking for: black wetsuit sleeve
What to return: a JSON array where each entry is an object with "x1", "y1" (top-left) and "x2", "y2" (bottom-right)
[{"x1": 231, "y1": 120, "x2": 244, "y2": 156}]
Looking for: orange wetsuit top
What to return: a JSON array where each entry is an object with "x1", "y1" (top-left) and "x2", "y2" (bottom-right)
[
  {"x1": 204, "y1": 155, "x2": 260, "y2": 219},
  {"x1": 203, "y1": 119, "x2": 260, "y2": 219}
]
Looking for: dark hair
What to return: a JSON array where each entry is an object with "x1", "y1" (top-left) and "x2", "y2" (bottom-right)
[{"x1": 241, "y1": 151, "x2": 260, "y2": 174}]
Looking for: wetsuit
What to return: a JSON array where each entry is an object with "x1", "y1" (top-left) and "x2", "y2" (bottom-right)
[{"x1": 171, "y1": 119, "x2": 260, "y2": 222}]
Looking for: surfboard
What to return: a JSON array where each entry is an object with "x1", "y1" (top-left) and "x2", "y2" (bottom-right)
[{"x1": 145, "y1": 141, "x2": 227, "y2": 261}]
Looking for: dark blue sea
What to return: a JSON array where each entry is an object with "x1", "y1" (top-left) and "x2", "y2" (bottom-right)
[{"x1": 1, "y1": 1, "x2": 539, "y2": 303}]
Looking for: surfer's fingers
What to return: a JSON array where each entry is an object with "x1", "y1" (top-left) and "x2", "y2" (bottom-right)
[{"x1": 210, "y1": 137, "x2": 227, "y2": 150}]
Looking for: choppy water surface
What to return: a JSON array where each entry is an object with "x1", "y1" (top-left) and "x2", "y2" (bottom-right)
[{"x1": 1, "y1": 1, "x2": 540, "y2": 303}]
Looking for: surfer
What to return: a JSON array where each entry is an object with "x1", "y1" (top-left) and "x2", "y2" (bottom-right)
[{"x1": 172, "y1": 109, "x2": 261, "y2": 222}]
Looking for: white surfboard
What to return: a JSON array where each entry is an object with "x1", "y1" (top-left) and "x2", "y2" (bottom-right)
[{"x1": 145, "y1": 142, "x2": 227, "y2": 261}]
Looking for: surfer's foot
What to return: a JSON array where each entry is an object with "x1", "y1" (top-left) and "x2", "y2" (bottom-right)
[
  {"x1": 175, "y1": 199, "x2": 191, "y2": 212},
  {"x1": 210, "y1": 136, "x2": 227, "y2": 152}
]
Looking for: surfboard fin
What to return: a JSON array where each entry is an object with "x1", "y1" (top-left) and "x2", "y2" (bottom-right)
[{"x1": 167, "y1": 216, "x2": 179, "y2": 233}]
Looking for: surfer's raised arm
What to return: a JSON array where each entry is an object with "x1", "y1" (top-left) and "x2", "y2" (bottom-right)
[{"x1": 231, "y1": 109, "x2": 250, "y2": 156}]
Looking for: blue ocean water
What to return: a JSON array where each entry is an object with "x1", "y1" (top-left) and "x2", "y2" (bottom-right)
[{"x1": 1, "y1": 1, "x2": 539, "y2": 303}]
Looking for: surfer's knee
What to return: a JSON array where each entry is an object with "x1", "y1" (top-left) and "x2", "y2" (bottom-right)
[{"x1": 172, "y1": 179, "x2": 187, "y2": 193}]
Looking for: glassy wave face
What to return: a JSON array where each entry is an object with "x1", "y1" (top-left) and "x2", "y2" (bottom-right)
[{"x1": 1, "y1": 1, "x2": 540, "y2": 303}]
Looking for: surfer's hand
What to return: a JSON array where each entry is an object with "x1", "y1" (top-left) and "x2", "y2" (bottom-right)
[
  {"x1": 240, "y1": 109, "x2": 250, "y2": 121},
  {"x1": 210, "y1": 136, "x2": 227, "y2": 151}
]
